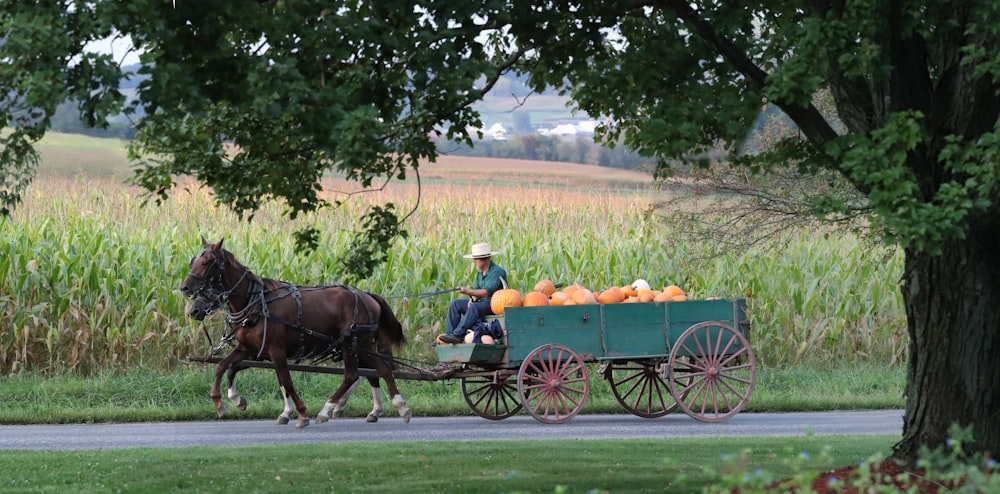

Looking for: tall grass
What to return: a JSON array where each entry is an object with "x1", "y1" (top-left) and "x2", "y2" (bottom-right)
[{"x1": 0, "y1": 172, "x2": 906, "y2": 375}]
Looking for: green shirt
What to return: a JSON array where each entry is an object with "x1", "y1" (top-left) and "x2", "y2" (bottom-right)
[{"x1": 474, "y1": 263, "x2": 508, "y2": 299}]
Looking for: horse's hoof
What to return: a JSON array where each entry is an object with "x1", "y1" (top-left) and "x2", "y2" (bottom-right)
[
  {"x1": 332, "y1": 409, "x2": 345, "y2": 419},
  {"x1": 235, "y1": 397, "x2": 247, "y2": 411},
  {"x1": 276, "y1": 416, "x2": 290, "y2": 425},
  {"x1": 400, "y1": 408, "x2": 412, "y2": 424},
  {"x1": 315, "y1": 414, "x2": 329, "y2": 424},
  {"x1": 296, "y1": 418, "x2": 310, "y2": 429},
  {"x1": 215, "y1": 404, "x2": 228, "y2": 418},
  {"x1": 366, "y1": 414, "x2": 378, "y2": 423}
]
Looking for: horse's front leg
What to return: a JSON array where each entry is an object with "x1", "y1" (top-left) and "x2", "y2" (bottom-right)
[
  {"x1": 211, "y1": 348, "x2": 249, "y2": 418},
  {"x1": 269, "y1": 348, "x2": 310, "y2": 428},
  {"x1": 226, "y1": 365, "x2": 248, "y2": 411},
  {"x1": 316, "y1": 377, "x2": 361, "y2": 423}
]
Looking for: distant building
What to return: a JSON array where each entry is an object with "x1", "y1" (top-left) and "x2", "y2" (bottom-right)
[{"x1": 487, "y1": 122, "x2": 508, "y2": 140}]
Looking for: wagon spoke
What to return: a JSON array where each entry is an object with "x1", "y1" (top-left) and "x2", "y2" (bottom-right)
[
  {"x1": 607, "y1": 361, "x2": 679, "y2": 418},
  {"x1": 461, "y1": 374, "x2": 523, "y2": 420},
  {"x1": 669, "y1": 321, "x2": 756, "y2": 422},
  {"x1": 718, "y1": 346, "x2": 749, "y2": 367},
  {"x1": 517, "y1": 345, "x2": 590, "y2": 424}
]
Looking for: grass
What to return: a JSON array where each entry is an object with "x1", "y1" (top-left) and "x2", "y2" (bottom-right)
[
  {"x1": 0, "y1": 436, "x2": 896, "y2": 493},
  {"x1": 0, "y1": 365, "x2": 904, "y2": 425}
]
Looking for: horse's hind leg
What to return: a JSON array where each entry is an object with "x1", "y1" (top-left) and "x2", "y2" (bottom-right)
[
  {"x1": 373, "y1": 359, "x2": 411, "y2": 423},
  {"x1": 269, "y1": 349, "x2": 310, "y2": 428},
  {"x1": 315, "y1": 377, "x2": 362, "y2": 423},
  {"x1": 364, "y1": 377, "x2": 385, "y2": 423}
]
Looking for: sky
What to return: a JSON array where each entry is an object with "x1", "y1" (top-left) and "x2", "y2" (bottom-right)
[{"x1": 85, "y1": 34, "x2": 142, "y2": 66}]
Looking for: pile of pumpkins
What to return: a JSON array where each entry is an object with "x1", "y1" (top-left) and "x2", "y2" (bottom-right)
[{"x1": 491, "y1": 278, "x2": 689, "y2": 315}]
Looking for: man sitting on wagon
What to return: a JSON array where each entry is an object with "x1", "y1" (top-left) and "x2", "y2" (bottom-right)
[{"x1": 436, "y1": 242, "x2": 507, "y2": 345}]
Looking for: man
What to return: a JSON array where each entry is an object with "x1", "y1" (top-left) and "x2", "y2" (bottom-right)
[{"x1": 436, "y1": 242, "x2": 507, "y2": 344}]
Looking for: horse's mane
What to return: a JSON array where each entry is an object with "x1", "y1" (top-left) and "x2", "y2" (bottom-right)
[{"x1": 221, "y1": 248, "x2": 283, "y2": 291}]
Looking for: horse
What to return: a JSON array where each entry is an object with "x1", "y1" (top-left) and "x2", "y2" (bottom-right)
[
  {"x1": 180, "y1": 237, "x2": 411, "y2": 427},
  {"x1": 189, "y1": 293, "x2": 397, "y2": 423}
]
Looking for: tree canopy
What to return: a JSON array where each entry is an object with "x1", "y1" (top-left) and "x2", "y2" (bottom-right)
[{"x1": 3, "y1": 0, "x2": 999, "y2": 465}]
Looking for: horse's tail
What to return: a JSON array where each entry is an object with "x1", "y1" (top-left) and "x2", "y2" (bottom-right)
[{"x1": 368, "y1": 291, "x2": 407, "y2": 352}]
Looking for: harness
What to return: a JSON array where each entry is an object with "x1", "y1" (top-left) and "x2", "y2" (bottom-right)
[{"x1": 186, "y1": 249, "x2": 379, "y2": 362}]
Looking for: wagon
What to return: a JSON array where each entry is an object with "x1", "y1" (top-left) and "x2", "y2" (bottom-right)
[{"x1": 435, "y1": 298, "x2": 755, "y2": 424}]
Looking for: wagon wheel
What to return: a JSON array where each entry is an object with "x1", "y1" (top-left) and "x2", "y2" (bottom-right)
[
  {"x1": 604, "y1": 360, "x2": 680, "y2": 418},
  {"x1": 517, "y1": 344, "x2": 590, "y2": 424},
  {"x1": 668, "y1": 321, "x2": 756, "y2": 423},
  {"x1": 461, "y1": 371, "x2": 523, "y2": 420}
]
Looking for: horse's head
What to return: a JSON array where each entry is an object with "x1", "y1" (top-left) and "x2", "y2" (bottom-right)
[{"x1": 180, "y1": 237, "x2": 229, "y2": 320}]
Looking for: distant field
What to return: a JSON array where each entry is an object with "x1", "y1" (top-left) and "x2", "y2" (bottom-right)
[{"x1": 33, "y1": 132, "x2": 652, "y2": 188}]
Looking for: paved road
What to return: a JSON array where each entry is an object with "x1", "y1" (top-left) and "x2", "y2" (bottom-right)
[{"x1": 0, "y1": 410, "x2": 902, "y2": 451}]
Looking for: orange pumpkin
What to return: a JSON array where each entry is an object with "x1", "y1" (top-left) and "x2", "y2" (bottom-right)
[
  {"x1": 664, "y1": 285, "x2": 686, "y2": 298},
  {"x1": 561, "y1": 285, "x2": 582, "y2": 298},
  {"x1": 596, "y1": 290, "x2": 621, "y2": 304},
  {"x1": 522, "y1": 291, "x2": 551, "y2": 307},
  {"x1": 622, "y1": 285, "x2": 638, "y2": 298},
  {"x1": 654, "y1": 292, "x2": 673, "y2": 302},
  {"x1": 490, "y1": 279, "x2": 522, "y2": 315},
  {"x1": 549, "y1": 292, "x2": 570, "y2": 306},
  {"x1": 572, "y1": 288, "x2": 597, "y2": 305},
  {"x1": 533, "y1": 279, "x2": 557, "y2": 296}
]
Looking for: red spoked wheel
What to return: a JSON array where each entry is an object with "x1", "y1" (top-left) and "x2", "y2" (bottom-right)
[
  {"x1": 517, "y1": 344, "x2": 590, "y2": 424},
  {"x1": 604, "y1": 360, "x2": 679, "y2": 418},
  {"x1": 461, "y1": 371, "x2": 523, "y2": 420},
  {"x1": 668, "y1": 321, "x2": 756, "y2": 423}
]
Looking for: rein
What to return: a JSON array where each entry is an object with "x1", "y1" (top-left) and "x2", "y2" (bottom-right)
[{"x1": 385, "y1": 287, "x2": 459, "y2": 299}]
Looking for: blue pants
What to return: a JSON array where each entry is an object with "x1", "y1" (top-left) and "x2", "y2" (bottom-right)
[{"x1": 446, "y1": 298, "x2": 493, "y2": 336}]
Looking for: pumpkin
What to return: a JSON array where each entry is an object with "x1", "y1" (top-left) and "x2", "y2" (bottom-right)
[
  {"x1": 561, "y1": 284, "x2": 582, "y2": 298},
  {"x1": 490, "y1": 279, "x2": 522, "y2": 315},
  {"x1": 632, "y1": 279, "x2": 651, "y2": 292},
  {"x1": 596, "y1": 289, "x2": 621, "y2": 304},
  {"x1": 549, "y1": 292, "x2": 570, "y2": 306},
  {"x1": 533, "y1": 279, "x2": 557, "y2": 296},
  {"x1": 522, "y1": 291, "x2": 551, "y2": 307},
  {"x1": 653, "y1": 292, "x2": 673, "y2": 302},
  {"x1": 622, "y1": 285, "x2": 638, "y2": 298},
  {"x1": 664, "y1": 285, "x2": 686, "y2": 298},
  {"x1": 572, "y1": 288, "x2": 597, "y2": 305}
]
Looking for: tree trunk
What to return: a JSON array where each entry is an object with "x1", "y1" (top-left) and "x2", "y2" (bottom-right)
[{"x1": 893, "y1": 232, "x2": 1000, "y2": 464}]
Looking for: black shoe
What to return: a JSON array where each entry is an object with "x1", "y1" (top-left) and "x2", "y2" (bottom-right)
[{"x1": 437, "y1": 333, "x2": 464, "y2": 344}]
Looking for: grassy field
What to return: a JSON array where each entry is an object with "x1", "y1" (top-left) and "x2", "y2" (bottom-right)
[{"x1": 0, "y1": 436, "x2": 898, "y2": 493}]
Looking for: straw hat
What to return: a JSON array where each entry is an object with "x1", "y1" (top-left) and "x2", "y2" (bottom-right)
[{"x1": 463, "y1": 242, "x2": 500, "y2": 259}]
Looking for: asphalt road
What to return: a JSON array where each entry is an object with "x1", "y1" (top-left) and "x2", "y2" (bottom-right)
[{"x1": 0, "y1": 410, "x2": 902, "y2": 451}]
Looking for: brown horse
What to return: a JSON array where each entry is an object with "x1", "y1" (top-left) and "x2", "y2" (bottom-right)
[{"x1": 180, "y1": 237, "x2": 411, "y2": 427}]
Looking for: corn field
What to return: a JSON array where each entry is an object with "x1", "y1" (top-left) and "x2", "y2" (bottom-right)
[{"x1": 0, "y1": 174, "x2": 906, "y2": 375}]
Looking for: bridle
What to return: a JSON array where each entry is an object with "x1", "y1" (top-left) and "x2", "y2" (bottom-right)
[{"x1": 186, "y1": 248, "x2": 251, "y2": 317}]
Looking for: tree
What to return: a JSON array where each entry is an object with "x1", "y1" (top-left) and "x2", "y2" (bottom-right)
[{"x1": 2, "y1": 0, "x2": 998, "y2": 465}]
